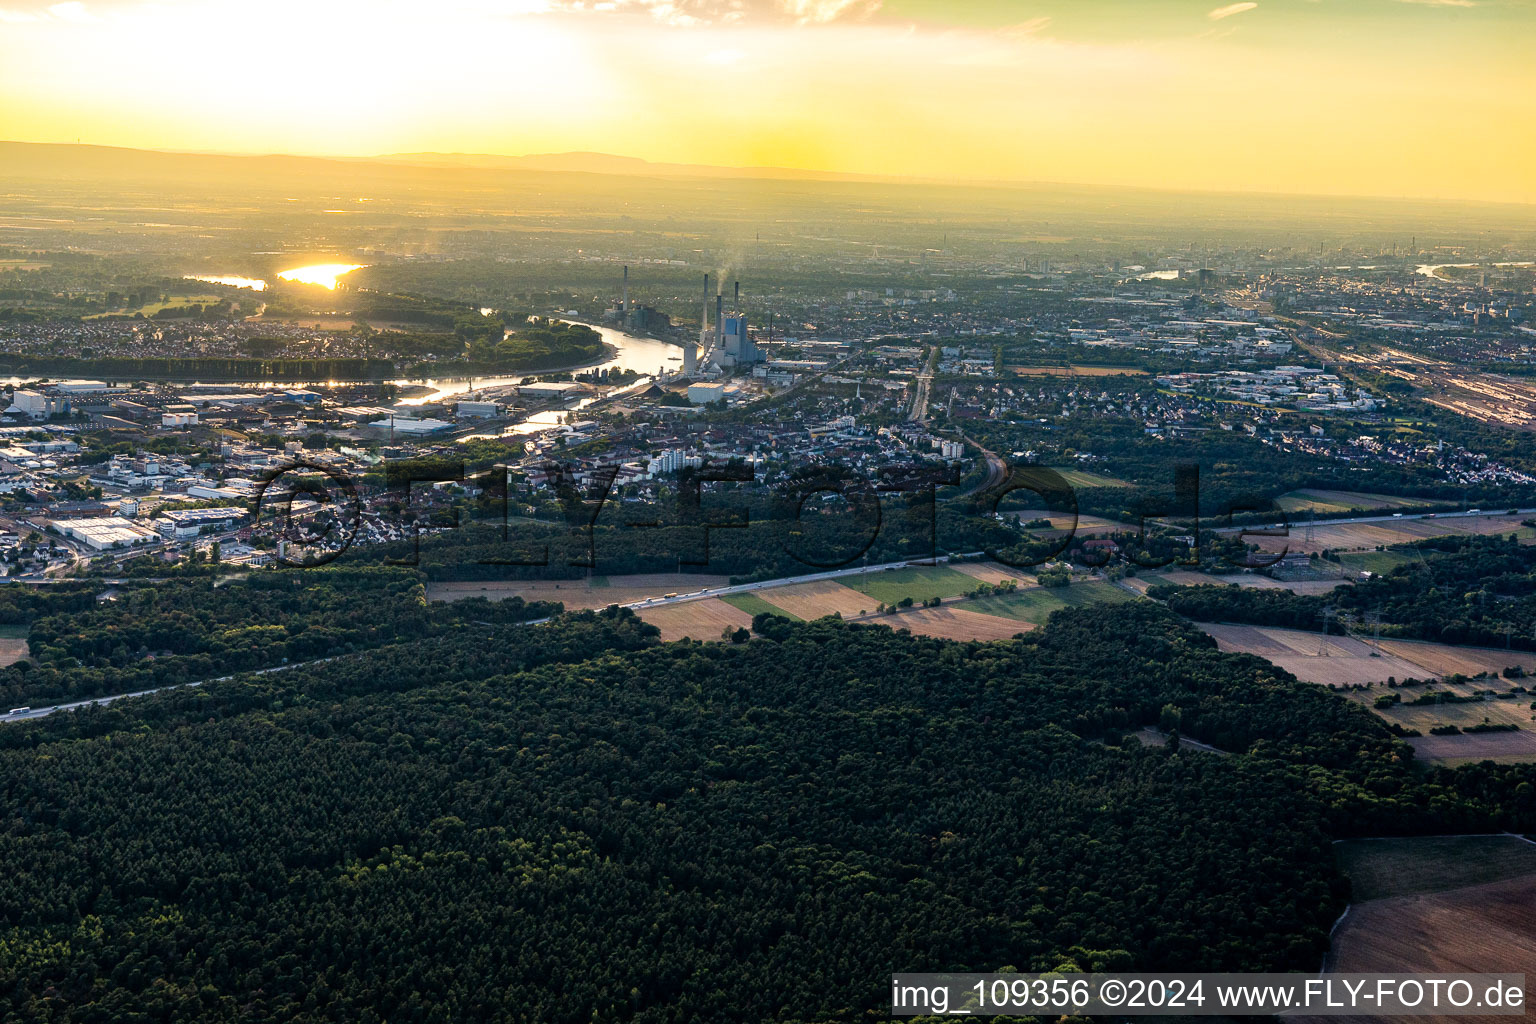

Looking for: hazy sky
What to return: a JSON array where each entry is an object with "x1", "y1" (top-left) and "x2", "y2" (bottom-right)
[{"x1": 1, "y1": 0, "x2": 1533, "y2": 202}]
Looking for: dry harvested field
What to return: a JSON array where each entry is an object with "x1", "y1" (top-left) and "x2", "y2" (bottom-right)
[
  {"x1": 1276, "y1": 489, "x2": 1428, "y2": 515},
  {"x1": 0, "y1": 638, "x2": 27, "y2": 668},
  {"x1": 1202, "y1": 623, "x2": 1445, "y2": 685},
  {"x1": 1374, "y1": 640, "x2": 1536, "y2": 679},
  {"x1": 1204, "y1": 624, "x2": 1536, "y2": 761},
  {"x1": 1009, "y1": 510, "x2": 1131, "y2": 534},
  {"x1": 1249, "y1": 513, "x2": 1532, "y2": 556},
  {"x1": 1336, "y1": 835, "x2": 1536, "y2": 901},
  {"x1": 426, "y1": 573, "x2": 730, "y2": 610},
  {"x1": 1320, "y1": 868, "x2": 1536, "y2": 1024},
  {"x1": 754, "y1": 580, "x2": 874, "y2": 620},
  {"x1": 636, "y1": 599, "x2": 754, "y2": 643},
  {"x1": 1134, "y1": 569, "x2": 1346, "y2": 595},
  {"x1": 1407, "y1": 729, "x2": 1536, "y2": 763},
  {"x1": 950, "y1": 562, "x2": 1034, "y2": 586},
  {"x1": 1335, "y1": 665, "x2": 1536, "y2": 763},
  {"x1": 877, "y1": 605, "x2": 1034, "y2": 642},
  {"x1": 1206, "y1": 623, "x2": 1536, "y2": 688}
]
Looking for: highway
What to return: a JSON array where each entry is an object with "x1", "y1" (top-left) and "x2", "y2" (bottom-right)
[
  {"x1": 955, "y1": 432, "x2": 1008, "y2": 499},
  {"x1": 2, "y1": 657, "x2": 334, "y2": 723},
  {"x1": 909, "y1": 346, "x2": 937, "y2": 423},
  {"x1": 1, "y1": 556, "x2": 992, "y2": 724}
]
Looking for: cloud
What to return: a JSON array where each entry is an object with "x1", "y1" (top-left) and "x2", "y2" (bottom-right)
[
  {"x1": 1207, "y1": 2, "x2": 1257, "y2": 19},
  {"x1": 999, "y1": 15, "x2": 1052, "y2": 38},
  {"x1": 47, "y1": 0, "x2": 92, "y2": 19},
  {"x1": 543, "y1": 0, "x2": 880, "y2": 25},
  {"x1": 0, "y1": 6, "x2": 40, "y2": 20}
]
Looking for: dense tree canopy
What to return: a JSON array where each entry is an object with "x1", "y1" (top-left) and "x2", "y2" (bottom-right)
[{"x1": 2, "y1": 600, "x2": 1533, "y2": 1021}]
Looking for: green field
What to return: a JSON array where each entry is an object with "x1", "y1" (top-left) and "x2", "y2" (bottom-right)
[
  {"x1": 720, "y1": 592, "x2": 802, "y2": 620},
  {"x1": 967, "y1": 581, "x2": 1138, "y2": 625},
  {"x1": 85, "y1": 293, "x2": 223, "y2": 320},
  {"x1": 1050, "y1": 469, "x2": 1133, "y2": 489},
  {"x1": 1335, "y1": 836, "x2": 1536, "y2": 902},
  {"x1": 1336, "y1": 550, "x2": 1418, "y2": 574},
  {"x1": 840, "y1": 565, "x2": 982, "y2": 605}
]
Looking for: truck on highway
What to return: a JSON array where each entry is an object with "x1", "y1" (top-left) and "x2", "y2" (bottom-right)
[{"x1": 7, "y1": 707, "x2": 31, "y2": 716}]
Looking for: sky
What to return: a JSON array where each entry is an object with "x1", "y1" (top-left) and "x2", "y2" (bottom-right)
[{"x1": 0, "y1": 0, "x2": 1533, "y2": 202}]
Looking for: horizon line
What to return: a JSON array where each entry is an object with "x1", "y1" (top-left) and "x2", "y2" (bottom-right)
[{"x1": 3, "y1": 137, "x2": 1535, "y2": 211}]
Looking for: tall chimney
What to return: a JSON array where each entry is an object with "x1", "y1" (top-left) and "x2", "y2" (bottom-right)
[
  {"x1": 622, "y1": 266, "x2": 630, "y2": 316},
  {"x1": 715, "y1": 293, "x2": 724, "y2": 352},
  {"x1": 700, "y1": 274, "x2": 711, "y2": 349},
  {"x1": 734, "y1": 280, "x2": 740, "y2": 310}
]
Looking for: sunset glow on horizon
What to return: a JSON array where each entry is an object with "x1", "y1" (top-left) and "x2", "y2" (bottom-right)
[{"x1": 2, "y1": 0, "x2": 1534, "y2": 203}]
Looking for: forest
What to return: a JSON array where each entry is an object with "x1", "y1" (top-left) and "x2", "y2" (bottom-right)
[
  {"x1": 3, "y1": 601, "x2": 1536, "y2": 1021},
  {"x1": 0, "y1": 568, "x2": 558, "y2": 706}
]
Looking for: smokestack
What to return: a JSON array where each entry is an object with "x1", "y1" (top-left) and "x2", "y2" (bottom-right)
[
  {"x1": 734, "y1": 280, "x2": 740, "y2": 311},
  {"x1": 622, "y1": 266, "x2": 630, "y2": 316},
  {"x1": 715, "y1": 293, "x2": 724, "y2": 352},
  {"x1": 700, "y1": 273, "x2": 711, "y2": 348}
]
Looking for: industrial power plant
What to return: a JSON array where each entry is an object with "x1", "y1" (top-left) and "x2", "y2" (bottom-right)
[{"x1": 607, "y1": 267, "x2": 768, "y2": 380}]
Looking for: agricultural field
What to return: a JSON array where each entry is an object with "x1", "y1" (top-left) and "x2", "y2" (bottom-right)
[
  {"x1": 752, "y1": 580, "x2": 874, "y2": 619},
  {"x1": 966, "y1": 581, "x2": 1138, "y2": 626},
  {"x1": 84, "y1": 292, "x2": 222, "y2": 319},
  {"x1": 1202, "y1": 623, "x2": 1536, "y2": 687},
  {"x1": 1370, "y1": 681, "x2": 1536, "y2": 765},
  {"x1": 840, "y1": 565, "x2": 983, "y2": 605},
  {"x1": 0, "y1": 623, "x2": 27, "y2": 668},
  {"x1": 1007, "y1": 511, "x2": 1132, "y2": 535},
  {"x1": 1124, "y1": 569, "x2": 1346, "y2": 596},
  {"x1": 1202, "y1": 623, "x2": 1536, "y2": 761},
  {"x1": 950, "y1": 562, "x2": 1034, "y2": 586},
  {"x1": 876, "y1": 604, "x2": 1034, "y2": 642},
  {"x1": 1247, "y1": 513, "x2": 1534, "y2": 557},
  {"x1": 719, "y1": 592, "x2": 801, "y2": 621},
  {"x1": 1275, "y1": 490, "x2": 1429, "y2": 515},
  {"x1": 1049, "y1": 469, "x2": 1134, "y2": 490},
  {"x1": 425, "y1": 573, "x2": 730, "y2": 611},
  {"x1": 1335, "y1": 836, "x2": 1536, "y2": 902},
  {"x1": 1325, "y1": 838, "x2": 1536, "y2": 1023},
  {"x1": 636, "y1": 598, "x2": 754, "y2": 643},
  {"x1": 1335, "y1": 550, "x2": 1418, "y2": 575}
]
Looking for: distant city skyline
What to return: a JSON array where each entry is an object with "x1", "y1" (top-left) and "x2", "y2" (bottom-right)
[{"x1": 1, "y1": 0, "x2": 1533, "y2": 204}]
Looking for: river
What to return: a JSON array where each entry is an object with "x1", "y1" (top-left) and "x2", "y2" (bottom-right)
[{"x1": 395, "y1": 321, "x2": 680, "y2": 408}]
